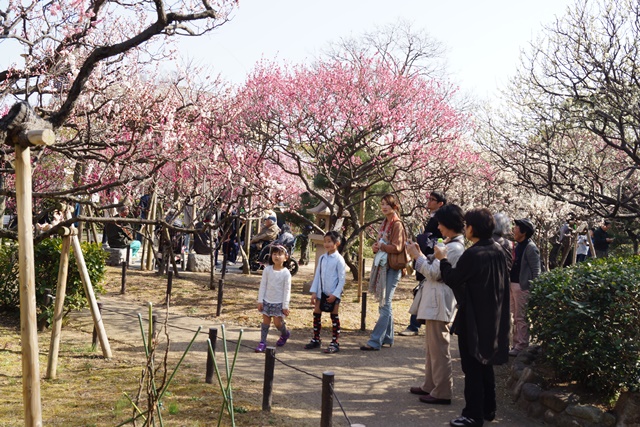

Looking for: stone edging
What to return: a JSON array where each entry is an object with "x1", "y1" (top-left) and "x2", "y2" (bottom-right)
[{"x1": 507, "y1": 347, "x2": 617, "y2": 426}]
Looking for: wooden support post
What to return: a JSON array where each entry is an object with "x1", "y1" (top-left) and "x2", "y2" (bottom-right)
[
  {"x1": 205, "y1": 328, "x2": 218, "y2": 384},
  {"x1": 91, "y1": 302, "x2": 103, "y2": 350},
  {"x1": 144, "y1": 190, "x2": 158, "y2": 271},
  {"x1": 152, "y1": 315, "x2": 158, "y2": 338},
  {"x1": 46, "y1": 235, "x2": 72, "y2": 380},
  {"x1": 71, "y1": 235, "x2": 112, "y2": 358},
  {"x1": 243, "y1": 192, "x2": 253, "y2": 274},
  {"x1": 360, "y1": 292, "x2": 367, "y2": 331},
  {"x1": 26, "y1": 129, "x2": 55, "y2": 146},
  {"x1": 87, "y1": 206, "x2": 99, "y2": 244},
  {"x1": 262, "y1": 346, "x2": 276, "y2": 411},
  {"x1": 120, "y1": 261, "x2": 127, "y2": 294},
  {"x1": 15, "y1": 143, "x2": 43, "y2": 426},
  {"x1": 216, "y1": 276, "x2": 224, "y2": 317},
  {"x1": 165, "y1": 270, "x2": 173, "y2": 306},
  {"x1": 321, "y1": 371, "x2": 335, "y2": 427}
]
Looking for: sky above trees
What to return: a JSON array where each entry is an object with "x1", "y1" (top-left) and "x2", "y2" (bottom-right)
[{"x1": 174, "y1": 0, "x2": 573, "y2": 99}]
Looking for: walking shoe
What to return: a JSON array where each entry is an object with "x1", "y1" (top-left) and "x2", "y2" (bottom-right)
[
  {"x1": 276, "y1": 330, "x2": 291, "y2": 347},
  {"x1": 324, "y1": 342, "x2": 340, "y2": 354},
  {"x1": 410, "y1": 386, "x2": 430, "y2": 396},
  {"x1": 419, "y1": 395, "x2": 451, "y2": 405},
  {"x1": 255, "y1": 341, "x2": 267, "y2": 353},
  {"x1": 359, "y1": 345, "x2": 380, "y2": 351},
  {"x1": 508, "y1": 348, "x2": 520, "y2": 357},
  {"x1": 449, "y1": 416, "x2": 483, "y2": 427},
  {"x1": 484, "y1": 411, "x2": 496, "y2": 422},
  {"x1": 398, "y1": 328, "x2": 418, "y2": 336},
  {"x1": 304, "y1": 339, "x2": 321, "y2": 349}
]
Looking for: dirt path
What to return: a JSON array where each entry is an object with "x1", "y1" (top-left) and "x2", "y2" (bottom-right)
[{"x1": 74, "y1": 261, "x2": 543, "y2": 427}]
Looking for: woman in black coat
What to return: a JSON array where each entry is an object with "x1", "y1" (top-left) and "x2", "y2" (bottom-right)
[{"x1": 435, "y1": 208, "x2": 510, "y2": 427}]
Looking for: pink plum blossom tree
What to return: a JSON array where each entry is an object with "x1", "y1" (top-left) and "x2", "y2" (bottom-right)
[{"x1": 234, "y1": 57, "x2": 472, "y2": 275}]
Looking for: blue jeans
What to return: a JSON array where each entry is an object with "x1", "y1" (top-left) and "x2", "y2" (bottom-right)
[{"x1": 367, "y1": 268, "x2": 402, "y2": 349}]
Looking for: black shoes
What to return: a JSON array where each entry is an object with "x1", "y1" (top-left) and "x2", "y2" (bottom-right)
[
  {"x1": 304, "y1": 339, "x2": 321, "y2": 350},
  {"x1": 419, "y1": 395, "x2": 451, "y2": 405},
  {"x1": 359, "y1": 345, "x2": 379, "y2": 351},
  {"x1": 484, "y1": 411, "x2": 496, "y2": 421},
  {"x1": 409, "y1": 386, "x2": 430, "y2": 396}
]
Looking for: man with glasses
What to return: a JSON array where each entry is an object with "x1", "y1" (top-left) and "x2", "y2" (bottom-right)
[{"x1": 399, "y1": 191, "x2": 447, "y2": 337}]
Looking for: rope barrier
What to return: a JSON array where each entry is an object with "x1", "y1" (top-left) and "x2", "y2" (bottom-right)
[{"x1": 96, "y1": 304, "x2": 357, "y2": 425}]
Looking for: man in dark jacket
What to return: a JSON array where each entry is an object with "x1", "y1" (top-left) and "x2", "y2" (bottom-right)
[
  {"x1": 592, "y1": 220, "x2": 613, "y2": 258},
  {"x1": 193, "y1": 215, "x2": 212, "y2": 255},
  {"x1": 105, "y1": 205, "x2": 141, "y2": 257},
  {"x1": 510, "y1": 218, "x2": 541, "y2": 356},
  {"x1": 436, "y1": 208, "x2": 510, "y2": 427},
  {"x1": 400, "y1": 191, "x2": 446, "y2": 337}
]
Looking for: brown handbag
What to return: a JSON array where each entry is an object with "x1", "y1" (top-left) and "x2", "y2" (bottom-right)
[{"x1": 388, "y1": 221, "x2": 410, "y2": 270}]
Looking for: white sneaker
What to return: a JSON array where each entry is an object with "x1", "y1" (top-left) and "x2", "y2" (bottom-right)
[{"x1": 398, "y1": 328, "x2": 418, "y2": 336}]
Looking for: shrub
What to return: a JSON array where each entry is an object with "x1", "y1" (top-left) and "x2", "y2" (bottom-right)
[
  {"x1": 529, "y1": 256, "x2": 640, "y2": 396},
  {"x1": 0, "y1": 238, "x2": 107, "y2": 325}
]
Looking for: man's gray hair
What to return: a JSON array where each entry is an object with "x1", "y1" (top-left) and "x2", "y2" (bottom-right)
[{"x1": 493, "y1": 212, "x2": 511, "y2": 237}]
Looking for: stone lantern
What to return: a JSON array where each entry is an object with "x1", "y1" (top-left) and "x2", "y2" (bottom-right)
[{"x1": 306, "y1": 200, "x2": 349, "y2": 270}]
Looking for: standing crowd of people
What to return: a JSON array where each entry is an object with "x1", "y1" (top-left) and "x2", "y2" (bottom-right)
[
  {"x1": 253, "y1": 191, "x2": 550, "y2": 427},
  {"x1": 97, "y1": 189, "x2": 614, "y2": 427}
]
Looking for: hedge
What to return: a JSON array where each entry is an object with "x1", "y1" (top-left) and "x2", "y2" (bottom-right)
[
  {"x1": 529, "y1": 256, "x2": 640, "y2": 396},
  {"x1": 0, "y1": 238, "x2": 107, "y2": 325}
]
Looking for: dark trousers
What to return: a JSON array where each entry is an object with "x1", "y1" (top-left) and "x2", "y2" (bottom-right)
[
  {"x1": 408, "y1": 313, "x2": 423, "y2": 332},
  {"x1": 458, "y1": 334, "x2": 496, "y2": 421}
]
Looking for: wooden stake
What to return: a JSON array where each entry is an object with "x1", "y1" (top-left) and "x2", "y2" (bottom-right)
[
  {"x1": 15, "y1": 144, "x2": 43, "y2": 426},
  {"x1": 71, "y1": 234, "x2": 112, "y2": 358},
  {"x1": 144, "y1": 190, "x2": 158, "y2": 271},
  {"x1": 321, "y1": 371, "x2": 335, "y2": 427},
  {"x1": 46, "y1": 236, "x2": 71, "y2": 380}
]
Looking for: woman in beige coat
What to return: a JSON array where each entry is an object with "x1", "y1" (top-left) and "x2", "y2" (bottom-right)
[{"x1": 406, "y1": 204, "x2": 465, "y2": 405}]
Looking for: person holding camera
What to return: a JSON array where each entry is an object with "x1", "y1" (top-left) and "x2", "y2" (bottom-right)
[
  {"x1": 406, "y1": 204, "x2": 465, "y2": 405},
  {"x1": 304, "y1": 231, "x2": 346, "y2": 354},
  {"x1": 399, "y1": 191, "x2": 446, "y2": 336}
]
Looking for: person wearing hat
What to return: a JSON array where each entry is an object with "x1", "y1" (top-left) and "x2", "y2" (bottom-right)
[
  {"x1": 250, "y1": 214, "x2": 281, "y2": 249},
  {"x1": 510, "y1": 218, "x2": 541, "y2": 357}
]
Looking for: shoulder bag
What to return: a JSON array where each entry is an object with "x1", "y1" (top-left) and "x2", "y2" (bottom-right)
[{"x1": 318, "y1": 255, "x2": 336, "y2": 312}]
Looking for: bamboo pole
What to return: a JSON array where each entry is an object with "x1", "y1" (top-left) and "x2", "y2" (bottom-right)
[
  {"x1": 46, "y1": 235, "x2": 72, "y2": 379},
  {"x1": 15, "y1": 144, "x2": 43, "y2": 426},
  {"x1": 71, "y1": 234, "x2": 112, "y2": 358}
]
